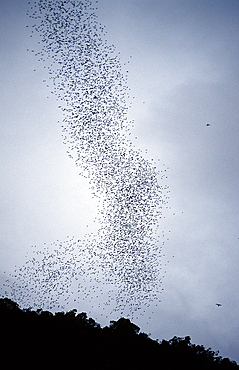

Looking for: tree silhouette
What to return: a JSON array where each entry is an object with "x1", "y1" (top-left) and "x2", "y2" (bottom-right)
[{"x1": 0, "y1": 298, "x2": 238, "y2": 369}]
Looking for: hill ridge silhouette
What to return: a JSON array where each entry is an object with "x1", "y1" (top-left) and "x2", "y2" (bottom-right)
[{"x1": 1, "y1": 297, "x2": 238, "y2": 369}]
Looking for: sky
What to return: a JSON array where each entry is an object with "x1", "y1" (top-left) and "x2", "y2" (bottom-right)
[{"x1": 1, "y1": 0, "x2": 239, "y2": 362}]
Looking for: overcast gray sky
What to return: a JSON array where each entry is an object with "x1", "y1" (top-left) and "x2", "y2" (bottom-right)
[{"x1": 1, "y1": 0, "x2": 239, "y2": 362}]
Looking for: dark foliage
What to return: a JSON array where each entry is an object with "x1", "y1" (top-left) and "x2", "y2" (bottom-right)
[{"x1": 0, "y1": 298, "x2": 238, "y2": 370}]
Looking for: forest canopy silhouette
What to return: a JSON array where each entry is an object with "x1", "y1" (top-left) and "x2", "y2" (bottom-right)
[{"x1": 1, "y1": 297, "x2": 238, "y2": 370}]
